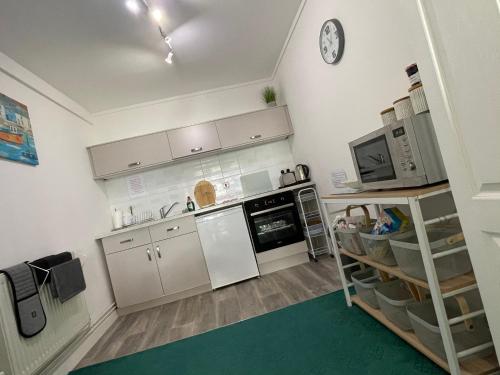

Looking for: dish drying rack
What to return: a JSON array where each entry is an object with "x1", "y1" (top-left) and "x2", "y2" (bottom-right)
[{"x1": 296, "y1": 187, "x2": 333, "y2": 261}]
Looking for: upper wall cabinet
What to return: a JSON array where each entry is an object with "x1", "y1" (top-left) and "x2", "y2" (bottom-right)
[
  {"x1": 216, "y1": 106, "x2": 292, "y2": 149},
  {"x1": 89, "y1": 132, "x2": 172, "y2": 178},
  {"x1": 167, "y1": 122, "x2": 221, "y2": 159}
]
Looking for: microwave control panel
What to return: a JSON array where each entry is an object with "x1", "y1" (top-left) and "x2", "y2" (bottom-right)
[{"x1": 392, "y1": 126, "x2": 417, "y2": 173}]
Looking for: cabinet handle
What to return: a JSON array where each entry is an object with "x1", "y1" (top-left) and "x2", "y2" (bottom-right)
[
  {"x1": 156, "y1": 245, "x2": 162, "y2": 258},
  {"x1": 250, "y1": 134, "x2": 262, "y2": 140},
  {"x1": 128, "y1": 161, "x2": 141, "y2": 167},
  {"x1": 119, "y1": 238, "x2": 133, "y2": 244},
  {"x1": 146, "y1": 248, "x2": 152, "y2": 261},
  {"x1": 191, "y1": 147, "x2": 203, "y2": 153},
  {"x1": 166, "y1": 225, "x2": 180, "y2": 232}
]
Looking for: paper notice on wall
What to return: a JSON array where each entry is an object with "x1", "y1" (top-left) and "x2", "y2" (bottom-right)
[{"x1": 127, "y1": 174, "x2": 146, "y2": 198}]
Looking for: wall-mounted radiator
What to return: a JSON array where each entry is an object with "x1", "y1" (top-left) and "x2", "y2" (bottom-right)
[{"x1": 0, "y1": 274, "x2": 90, "y2": 375}]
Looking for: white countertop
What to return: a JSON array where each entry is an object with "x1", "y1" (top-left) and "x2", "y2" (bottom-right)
[{"x1": 95, "y1": 181, "x2": 316, "y2": 240}]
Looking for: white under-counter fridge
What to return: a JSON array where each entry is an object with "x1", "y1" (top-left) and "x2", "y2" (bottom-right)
[{"x1": 196, "y1": 206, "x2": 260, "y2": 289}]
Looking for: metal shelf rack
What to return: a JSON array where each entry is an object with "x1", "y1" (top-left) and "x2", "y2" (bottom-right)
[
  {"x1": 321, "y1": 183, "x2": 498, "y2": 375},
  {"x1": 296, "y1": 187, "x2": 333, "y2": 261}
]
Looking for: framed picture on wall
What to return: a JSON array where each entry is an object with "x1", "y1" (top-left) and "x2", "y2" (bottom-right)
[{"x1": 0, "y1": 93, "x2": 38, "y2": 165}]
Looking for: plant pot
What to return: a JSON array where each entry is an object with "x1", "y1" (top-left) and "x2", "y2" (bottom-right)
[{"x1": 266, "y1": 101, "x2": 277, "y2": 107}]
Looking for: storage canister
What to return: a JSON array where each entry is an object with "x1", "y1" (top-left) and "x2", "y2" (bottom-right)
[
  {"x1": 406, "y1": 290, "x2": 493, "y2": 360},
  {"x1": 390, "y1": 227, "x2": 472, "y2": 281},
  {"x1": 393, "y1": 96, "x2": 415, "y2": 120},
  {"x1": 351, "y1": 268, "x2": 381, "y2": 309},
  {"x1": 374, "y1": 280, "x2": 414, "y2": 331},
  {"x1": 360, "y1": 232, "x2": 398, "y2": 266},
  {"x1": 405, "y1": 63, "x2": 421, "y2": 85},
  {"x1": 380, "y1": 107, "x2": 397, "y2": 127},
  {"x1": 408, "y1": 83, "x2": 429, "y2": 114}
]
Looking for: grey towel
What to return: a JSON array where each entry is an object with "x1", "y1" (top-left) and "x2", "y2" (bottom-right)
[
  {"x1": 51, "y1": 258, "x2": 86, "y2": 303},
  {"x1": 0, "y1": 263, "x2": 46, "y2": 337}
]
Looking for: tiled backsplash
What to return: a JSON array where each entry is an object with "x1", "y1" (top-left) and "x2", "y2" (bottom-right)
[{"x1": 104, "y1": 140, "x2": 295, "y2": 218}]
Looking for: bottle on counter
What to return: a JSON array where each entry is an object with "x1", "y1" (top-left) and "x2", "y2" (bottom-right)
[
  {"x1": 112, "y1": 208, "x2": 123, "y2": 230},
  {"x1": 186, "y1": 196, "x2": 195, "y2": 212}
]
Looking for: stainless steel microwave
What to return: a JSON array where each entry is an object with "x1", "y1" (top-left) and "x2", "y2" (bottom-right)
[{"x1": 349, "y1": 112, "x2": 447, "y2": 190}]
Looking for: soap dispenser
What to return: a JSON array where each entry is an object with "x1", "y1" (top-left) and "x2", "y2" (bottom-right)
[{"x1": 186, "y1": 196, "x2": 195, "y2": 212}]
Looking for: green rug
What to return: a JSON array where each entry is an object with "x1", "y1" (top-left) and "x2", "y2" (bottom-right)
[{"x1": 72, "y1": 290, "x2": 446, "y2": 374}]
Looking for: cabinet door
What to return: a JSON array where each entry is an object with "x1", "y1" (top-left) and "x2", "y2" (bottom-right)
[
  {"x1": 89, "y1": 132, "x2": 172, "y2": 178},
  {"x1": 167, "y1": 122, "x2": 221, "y2": 159},
  {"x1": 216, "y1": 106, "x2": 292, "y2": 149},
  {"x1": 155, "y1": 232, "x2": 210, "y2": 295},
  {"x1": 106, "y1": 245, "x2": 164, "y2": 308}
]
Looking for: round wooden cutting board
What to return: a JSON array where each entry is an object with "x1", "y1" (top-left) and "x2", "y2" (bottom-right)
[{"x1": 194, "y1": 180, "x2": 216, "y2": 208}]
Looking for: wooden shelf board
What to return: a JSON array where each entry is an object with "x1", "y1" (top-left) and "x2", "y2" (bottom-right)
[
  {"x1": 322, "y1": 182, "x2": 450, "y2": 201},
  {"x1": 351, "y1": 296, "x2": 499, "y2": 375},
  {"x1": 340, "y1": 248, "x2": 476, "y2": 293}
]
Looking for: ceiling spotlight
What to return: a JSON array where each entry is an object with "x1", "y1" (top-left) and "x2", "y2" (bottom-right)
[
  {"x1": 125, "y1": 0, "x2": 140, "y2": 14},
  {"x1": 151, "y1": 8, "x2": 163, "y2": 23},
  {"x1": 165, "y1": 51, "x2": 174, "y2": 64}
]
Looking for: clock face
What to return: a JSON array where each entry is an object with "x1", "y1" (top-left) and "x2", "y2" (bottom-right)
[{"x1": 319, "y1": 19, "x2": 345, "y2": 64}]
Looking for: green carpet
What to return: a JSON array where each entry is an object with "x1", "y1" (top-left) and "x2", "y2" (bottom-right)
[{"x1": 72, "y1": 290, "x2": 446, "y2": 375}]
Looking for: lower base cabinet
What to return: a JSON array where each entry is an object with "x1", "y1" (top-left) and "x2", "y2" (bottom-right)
[
  {"x1": 155, "y1": 232, "x2": 211, "y2": 295},
  {"x1": 103, "y1": 220, "x2": 211, "y2": 310},
  {"x1": 106, "y1": 244, "x2": 164, "y2": 308}
]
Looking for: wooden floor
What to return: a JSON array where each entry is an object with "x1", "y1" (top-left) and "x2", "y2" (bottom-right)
[{"x1": 77, "y1": 256, "x2": 342, "y2": 369}]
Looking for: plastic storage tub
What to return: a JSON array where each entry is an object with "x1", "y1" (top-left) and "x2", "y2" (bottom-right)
[
  {"x1": 351, "y1": 268, "x2": 380, "y2": 309},
  {"x1": 406, "y1": 290, "x2": 493, "y2": 360},
  {"x1": 360, "y1": 232, "x2": 398, "y2": 266},
  {"x1": 375, "y1": 280, "x2": 414, "y2": 331},
  {"x1": 337, "y1": 227, "x2": 370, "y2": 255},
  {"x1": 390, "y1": 228, "x2": 472, "y2": 281}
]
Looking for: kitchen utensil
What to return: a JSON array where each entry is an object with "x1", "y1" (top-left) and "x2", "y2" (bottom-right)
[
  {"x1": 279, "y1": 169, "x2": 296, "y2": 187},
  {"x1": 295, "y1": 164, "x2": 310, "y2": 182},
  {"x1": 194, "y1": 180, "x2": 216, "y2": 208}
]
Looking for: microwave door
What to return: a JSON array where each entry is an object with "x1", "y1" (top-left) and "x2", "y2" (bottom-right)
[{"x1": 353, "y1": 134, "x2": 397, "y2": 184}]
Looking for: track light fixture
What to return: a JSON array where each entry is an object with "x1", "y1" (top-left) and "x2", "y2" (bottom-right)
[{"x1": 125, "y1": 0, "x2": 174, "y2": 64}]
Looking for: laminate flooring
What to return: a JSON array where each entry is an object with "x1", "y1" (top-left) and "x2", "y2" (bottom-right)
[{"x1": 77, "y1": 256, "x2": 342, "y2": 369}]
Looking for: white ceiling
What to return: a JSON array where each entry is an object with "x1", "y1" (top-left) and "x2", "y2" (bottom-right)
[{"x1": 0, "y1": 0, "x2": 301, "y2": 113}]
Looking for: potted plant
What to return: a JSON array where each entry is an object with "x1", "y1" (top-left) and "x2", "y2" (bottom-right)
[{"x1": 262, "y1": 86, "x2": 277, "y2": 107}]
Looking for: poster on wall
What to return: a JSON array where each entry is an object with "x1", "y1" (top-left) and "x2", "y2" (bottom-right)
[{"x1": 0, "y1": 93, "x2": 38, "y2": 165}]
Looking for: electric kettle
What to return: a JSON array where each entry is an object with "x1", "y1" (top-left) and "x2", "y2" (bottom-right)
[{"x1": 295, "y1": 164, "x2": 310, "y2": 182}]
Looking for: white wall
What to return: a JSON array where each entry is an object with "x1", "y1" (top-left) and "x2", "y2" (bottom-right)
[
  {"x1": 91, "y1": 79, "x2": 274, "y2": 144},
  {"x1": 0, "y1": 57, "x2": 114, "y2": 323},
  {"x1": 273, "y1": 0, "x2": 427, "y2": 196}
]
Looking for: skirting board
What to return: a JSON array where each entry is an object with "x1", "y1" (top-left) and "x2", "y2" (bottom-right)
[
  {"x1": 116, "y1": 283, "x2": 212, "y2": 316},
  {"x1": 40, "y1": 304, "x2": 118, "y2": 375}
]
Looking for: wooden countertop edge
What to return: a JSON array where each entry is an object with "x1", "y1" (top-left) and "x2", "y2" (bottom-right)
[{"x1": 322, "y1": 182, "x2": 450, "y2": 200}]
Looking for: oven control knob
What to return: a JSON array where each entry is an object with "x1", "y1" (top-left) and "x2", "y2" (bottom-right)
[{"x1": 409, "y1": 161, "x2": 416, "y2": 170}]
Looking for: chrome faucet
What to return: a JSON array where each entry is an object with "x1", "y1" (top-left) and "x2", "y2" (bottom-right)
[{"x1": 159, "y1": 202, "x2": 179, "y2": 219}]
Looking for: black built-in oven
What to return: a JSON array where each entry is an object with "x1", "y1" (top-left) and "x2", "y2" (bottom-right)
[{"x1": 244, "y1": 191, "x2": 304, "y2": 253}]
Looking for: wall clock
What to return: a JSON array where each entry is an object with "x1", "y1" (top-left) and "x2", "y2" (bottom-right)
[{"x1": 319, "y1": 19, "x2": 345, "y2": 64}]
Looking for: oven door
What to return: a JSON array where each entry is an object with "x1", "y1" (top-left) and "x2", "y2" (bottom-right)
[{"x1": 247, "y1": 203, "x2": 304, "y2": 253}]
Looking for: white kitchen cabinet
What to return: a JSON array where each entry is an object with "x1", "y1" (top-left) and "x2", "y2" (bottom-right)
[
  {"x1": 149, "y1": 215, "x2": 197, "y2": 243},
  {"x1": 105, "y1": 244, "x2": 164, "y2": 308},
  {"x1": 167, "y1": 122, "x2": 221, "y2": 159},
  {"x1": 88, "y1": 132, "x2": 172, "y2": 178},
  {"x1": 154, "y1": 232, "x2": 210, "y2": 295},
  {"x1": 216, "y1": 106, "x2": 292, "y2": 149}
]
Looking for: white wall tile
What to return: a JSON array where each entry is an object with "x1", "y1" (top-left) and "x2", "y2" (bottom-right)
[{"x1": 103, "y1": 140, "x2": 294, "y2": 213}]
